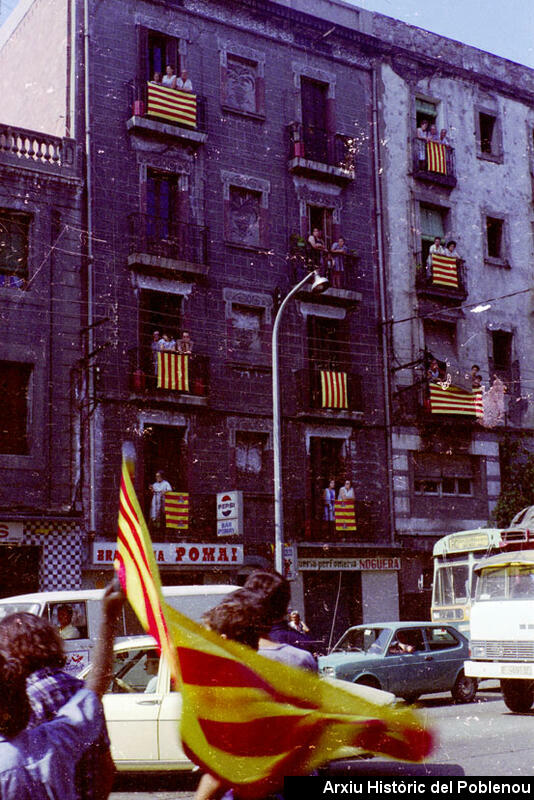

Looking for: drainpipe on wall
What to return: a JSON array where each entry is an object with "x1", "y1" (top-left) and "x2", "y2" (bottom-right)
[
  {"x1": 83, "y1": 0, "x2": 96, "y2": 533},
  {"x1": 372, "y1": 66, "x2": 396, "y2": 543}
]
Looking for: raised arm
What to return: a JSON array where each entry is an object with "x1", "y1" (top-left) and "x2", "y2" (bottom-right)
[{"x1": 86, "y1": 581, "x2": 125, "y2": 697}]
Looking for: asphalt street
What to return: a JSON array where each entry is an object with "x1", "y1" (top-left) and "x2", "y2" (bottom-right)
[{"x1": 110, "y1": 685, "x2": 534, "y2": 798}]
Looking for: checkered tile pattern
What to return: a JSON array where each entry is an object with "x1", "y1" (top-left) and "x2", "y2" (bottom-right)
[{"x1": 24, "y1": 521, "x2": 84, "y2": 590}]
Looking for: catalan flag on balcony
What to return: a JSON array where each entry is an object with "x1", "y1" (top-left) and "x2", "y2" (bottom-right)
[
  {"x1": 334, "y1": 501, "x2": 357, "y2": 532},
  {"x1": 429, "y1": 383, "x2": 481, "y2": 416},
  {"x1": 115, "y1": 458, "x2": 433, "y2": 798},
  {"x1": 157, "y1": 352, "x2": 189, "y2": 392},
  {"x1": 321, "y1": 370, "x2": 348, "y2": 409},
  {"x1": 426, "y1": 141, "x2": 447, "y2": 174},
  {"x1": 165, "y1": 492, "x2": 189, "y2": 530},
  {"x1": 147, "y1": 83, "x2": 197, "y2": 128},
  {"x1": 431, "y1": 253, "x2": 458, "y2": 288}
]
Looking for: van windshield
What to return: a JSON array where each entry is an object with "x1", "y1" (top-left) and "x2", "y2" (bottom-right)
[
  {"x1": 0, "y1": 602, "x2": 41, "y2": 619},
  {"x1": 476, "y1": 565, "x2": 534, "y2": 600}
]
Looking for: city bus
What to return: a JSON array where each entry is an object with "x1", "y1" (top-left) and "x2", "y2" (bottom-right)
[
  {"x1": 431, "y1": 506, "x2": 534, "y2": 636},
  {"x1": 465, "y1": 549, "x2": 534, "y2": 712}
]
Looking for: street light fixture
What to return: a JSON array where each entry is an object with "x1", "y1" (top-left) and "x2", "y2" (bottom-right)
[{"x1": 272, "y1": 269, "x2": 329, "y2": 574}]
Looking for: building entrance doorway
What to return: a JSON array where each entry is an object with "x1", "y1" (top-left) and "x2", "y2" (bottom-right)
[{"x1": 0, "y1": 545, "x2": 40, "y2": 598}]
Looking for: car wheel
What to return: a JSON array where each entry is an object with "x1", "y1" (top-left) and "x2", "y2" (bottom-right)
[
  {"x1": 451, "y1": 671, "x2": 477, "y2": 703},
  {"x1": 401, "y1": 693, "x2": 420, "y2": 704},
  {"x1": 354, "y1": 676, "x2": 381, "y2": 690},
  {"x1": 501, "y1": 679, "x2": 534, "y2": 713}
]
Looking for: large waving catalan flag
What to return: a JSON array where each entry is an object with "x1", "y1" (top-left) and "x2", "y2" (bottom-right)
[
  {"x1": 320, "y1": 370, "x2": 348, "y2": 409},
  {"x1": 147, "y1": 83, "x2": 197, "y2": 128},
  {"x1": 115, "y1": 459, "x2": 433, "y2": 797},
  {"x1": 426, "y1": 141, "x2": 447, "y2": 174}
]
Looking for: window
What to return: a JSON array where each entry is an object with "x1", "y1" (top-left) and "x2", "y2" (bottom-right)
[
  {"x1": 235, "y1": 432, "x2": 267, "y2": 475},
  {"x1": 138, "y1": 28, "x2": 179, "y2": 82},
  {"x1": 301, "y1": 78, "x2": 329, "y2": 162},
  {"x1": 146, "y1": 170, "x2": 180, "y2": 234},
  {"x1": 138, "y1": 290, "x2": 182, "y2": 377},
  {"x1": 476, "y1": 110, "x2": 502, "y2": 160},
  {"x1": 423, "y1": 319, "x2": 457, "y2": 366},
  {"x1": 228, "y1": 187, "x2": 260, "y2": 246},
  {"x1": 413, "y1": 453, "x2": 474, "y2": 498},
  {"x1": 419, "y1": 203, "x2": 447, "y2": 265},
  {"x1": 486, "y1": 216, "x2": 504, "y2": 260},
  {"x1": 143, "y1": 424, "x2": 187, "y2": 523},
  {"x1": 0, "y1": 362, "x2": 32, "y2": 455},
  {"x1": 307, "y1": 316, "x2": 350, "y2": 371},
  {"x1": 229, "y1": 304, "x2": 263, "y2": 353},
  {"x1": 0, "y1": 210, "x2": 30, "y2": 280},
  {"x1": 307, "y1": 206, "x2": 333, "y2": 249},
  {"x1": 491, "y1": 330, "x2": 513, "y2": 383},
  {"x1": 309, "y1": 436, "x2": 347, "y2": 521},
  {"x1": 47, "y1": 602, "x2": 88, "y2": 640},
  {"x1": 415, "y1": 97, "x2": 437, "y2": 129},
  {"x1": 415, "y1": 477, "x2": 472, "y2": 497}
]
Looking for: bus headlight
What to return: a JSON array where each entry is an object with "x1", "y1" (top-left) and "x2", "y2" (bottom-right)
[{"x1": 471, "y1": 643, "x2": 485, "y2": 658}]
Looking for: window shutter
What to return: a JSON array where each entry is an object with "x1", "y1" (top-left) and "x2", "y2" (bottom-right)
[{"x1": 166, "y1": 38, "x2": 179, "y2": 73}]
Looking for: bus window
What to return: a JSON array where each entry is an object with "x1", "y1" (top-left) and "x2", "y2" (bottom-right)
[
  {"x1": 510, "y1": 567, "x2": 534, "y2": 599},
  {"x1": 434, "y1": 564, "x2": 469, "y2": 605},
  {"x1": 475, "y1": 567, "x2": 506, "y2": 601}
]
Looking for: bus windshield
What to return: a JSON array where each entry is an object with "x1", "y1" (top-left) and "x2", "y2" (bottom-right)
[
  {"x1": 476, "y1": 565, "x2": 534, "y2": 601},
  {"x1": 433, "y1": 563, "x2": 470, "y2": 605}
]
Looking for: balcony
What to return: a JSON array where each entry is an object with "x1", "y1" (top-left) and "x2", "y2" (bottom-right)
[
  {"x1": 0, "y1": 125, "x2": 77, "y2": 178},
  {"x1": 290, "y1": 241, "x2": 362, "y2": 307},
  {"x1": 127, "y1": 83, "x2": 207, "y2": 145},
  {"x1": 412, "y1": 138, "x2": 457, "y2": 188},
  {"x1": 128, "y1": 214, "x2": 209, "y2": 279},
  {"x1": 287, "y1": 123, "x2": 355, "y2": 182},
  {"x1": 415, "y1": 253, "x2": 468, "y2": 303},
  {"x1": 393, "y1": 374, "x2": 483, "y2": 427},
  {"x1": 296, "y1": 501, "x2": 374, "y2": 543},
  {"x1": 129, "y1": 347, "x2": 209, "y2": 407},
  {"x1": 295, "y1": 367, "x2": 363, "y2": 420}
]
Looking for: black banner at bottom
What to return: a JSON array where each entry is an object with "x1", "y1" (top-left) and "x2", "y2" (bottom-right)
[{"x1": 284, "y1": 777, "x2": 533, "y2": 799}]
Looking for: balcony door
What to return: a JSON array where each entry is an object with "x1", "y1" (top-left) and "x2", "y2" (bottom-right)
[
  {"x1": 146, "y1": 170, "x2": 180, "y2": 239},
  {"x1": 301, "y1": 77, "x2": 328, "y2": 162},
  {"x1": 307, "y1": 315, "x2": 349, "y2": 371},
  {"x1": 309, "y1": 436, "x2": 347, "y2": 522},
  {"x1": 307, "y1": 206, "x2": 333, "y2": 249},
  {"x1": 142, "y1": 424, "x2": 187, "y2": 523}
]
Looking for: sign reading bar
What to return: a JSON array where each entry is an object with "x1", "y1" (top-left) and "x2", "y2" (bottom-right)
[
  {"x1": 298, "y1": 556, "x2": 401, "y2": 571},
  {"x1": 216, "y1": 490, "x2": 243, "y2": 537},
  {"x1": 93, "y1": 542, "x2": 243, "y2": 566},
  {"x1": 0, "y1": 522, "x2": 23, "y2": 543}
]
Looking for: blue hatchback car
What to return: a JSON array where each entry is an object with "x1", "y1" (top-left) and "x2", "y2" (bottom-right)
[{"x1": 318, "y1": 621, "x2": 476, "y2": 703}]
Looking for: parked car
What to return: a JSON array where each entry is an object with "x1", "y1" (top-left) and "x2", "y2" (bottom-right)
[
  {"x1": 318, "y1": 621, "x2": 477, "y2": 704},
  {"x1": 79, "y1": 634, "x2": 396, "y2": 771}
]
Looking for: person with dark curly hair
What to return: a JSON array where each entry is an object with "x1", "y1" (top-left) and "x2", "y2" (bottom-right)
[
  {"x1": 0, "y1": 582, "x2": 123, "y2": 800},
  {"x1": 202, "y1": 588, "x2": 262, "y2": 650}
]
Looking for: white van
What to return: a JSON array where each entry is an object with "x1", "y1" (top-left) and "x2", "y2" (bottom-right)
[{"x1": 0, "y1": 584, "x2": 237, "y2": 674}]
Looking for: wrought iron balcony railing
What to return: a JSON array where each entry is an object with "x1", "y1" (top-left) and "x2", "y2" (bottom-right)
[
  {"x1": 129, "y1": 347, "x2": 209, "y2": 398},
  {"x1": 128, "y1": 213, "x2": 208, "y2": 268},
  {"x1": 289, "y1": 123, "x2": 354, "y2": 172},
  {"x1": 295, "y1": 367, "x2": 363, "y2": 414}
]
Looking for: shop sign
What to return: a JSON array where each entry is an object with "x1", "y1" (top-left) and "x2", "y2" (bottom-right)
[
  {"x1": 284, "y1": 543, "x2": 297, "y2": 581},
  {"x1": 298, "y1": 556, "x2": 401, "y2": 571},
  {"x1": 93, "y1": 542, "x2": 244, "y2": 566},
  {"x1": 216, "y1": 491, "x2": 243, "y2": 537},
  {"x1": 0, "y1": 522, "x2": 23, "y2": 543}
]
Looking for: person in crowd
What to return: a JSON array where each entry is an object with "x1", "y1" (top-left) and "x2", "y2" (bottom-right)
[
  {"x1": 162, "y1": 64, "x2": 177, "y2": 88},
  {"x1": 330, "y1": 236, "x2": 348, "y2": 288},
  {"x1": 428, "y1": 123, "x2": 439, "y2": 141},
  {"x1": 416, "y1": 119, "x2": 429, "y2": 167},
  {"x1": 439, "y1": 128, "x2": 450, "y2": 147},
  {"x1": 149, "y1": 470, "x2": 172, "y2": 528},
  {"x1": 323, "y1": 478, "x2": 336, "y2": 521},
  {"x1": 151, "y1": 330, "x2": 163, "y2": 376},
  {"x1": 176, "y1": 69, "x2": 193, "y2": 92},
  {"x1": 471, "y1": 364, "x2": 483, "y2": 389},
  {"x1": 243, "y1": 571, "x2": 317, "y2": 668},
  {"x1": 307, "y1": 227, "x2": 326, "y2": 268},
  {"x1": 446, "y1": 239, "x2": 460, "y2": 259},
  {"x1": 289, "y1": 610, "x2": 310, "y2": 636},
  {"x1": 338, "y1": 479, "x2": 355, "y2": 502},
  {"x1": 0, "y1": 582, "x2": 123, "y2": 800},
  {"x1": 151, "y1": 71, "x2": 162, "y2": 84},
  {"x1": 427, "y1": 358, "x2": 441, "y2": 383},
  {"x1": 161, "y1": 332, "x2": 176, "y2": 351},
  {"x1": 56, "y1": 604, "x2": 81, "y2": 640},
  {"x1": 143, "y1": 652, "x2": 160, "y2": 694},
  {"x1": 178, "y1": 330, "x2": 194, "y2": 354},
  {"x1": 427, "y1": 236, "x2": 445, "y2": 268}
]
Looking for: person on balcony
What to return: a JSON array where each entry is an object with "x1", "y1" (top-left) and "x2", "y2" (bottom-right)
[
  {"x1": 416, "y1": 119, "x2": 429, "y2": 167},
  {"x1": 439, "y1": 128, "x2": 450, "y2": 147},
  {"x1": 149, "y1": 470, "x2": 172, "y2": 528},
  {"x1": 428, "y1": 123, "x2": 439, "y2": 142},
  {"x1": 151, "y1": 330, "x2": 164, "y2": 376},
  {"x1": 330, "y1": 236, "x2": 348, "y2": 288},
  {"x1": 161, "y1": 333, "x2": 177, "y2": 351},
  {"x1": 162, "y1": 65, "x2": 177, "y2": 88},
  {"x1": 151, "y1": 71, "x2": 162, "y2": 84},
  {"x1": 338, "y1": 479, "x2": 355, "y2": 502},
  {"x1": 471, "y1": 364, "x2": 483, "y2": 389},
  {"x1": 323, "y1": 478, "x2": 336, "y2": 521},
  {"x1": 446, "y1": 240, "x2": 460, "y2": 260},
  {"x1": 427, "y1": 358, "x2": 441, "y2": 383},
  {"x1": 427, "y1": 236, "x2": 445, "y2": 269},
  {"x1": 307, "y1": 227, "x2": 326, "y2": 269},
  {"x1": 178, "y1": 330, "x2": 193, "y2": 354},
  {"x1": 176, "y1": 69, "x2": 193, "y2": 92}
]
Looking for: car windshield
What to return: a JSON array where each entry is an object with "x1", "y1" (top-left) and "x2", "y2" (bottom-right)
[
  {"x1": 433, "y1": 563, "x2": 470, "y2": 605},
  {"x1": 333, "y1": 627, "x2": 391, "y2": 655},
  {"x1": 476, "y1": 564, "x2": 534, "y2": 601},
  {"x1": 0, "y1": 602, "x2": 40, "y2": 620}
]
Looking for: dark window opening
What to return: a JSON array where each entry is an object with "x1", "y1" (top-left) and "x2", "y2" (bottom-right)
[
  {"x1": 307, "y1": 316, "x2": 350, "y2": 372},
  {"x1": 146, "y1": 170, "x2": 181, "y2": 230},
  {"x1": 143, "y1": 424, "x2": 187, "y2": 522},
  {"x1": 0, "y1": 362, "x2": 32, "y2": 455},
  {"x1": 307, "y1": 206, "x2": 333, "y2": 249},
  {"x1": 146, "y1": 31, "x2": 179, "y2": 82},
  {"x1": 479, "y1": 113, "x2": 496, "y2": 155},
  {"x1": 139, "y1": 290, "x2": 182, "y2": 368},
  {"x1": 419, "y1": 203, "x2": 447, "y2": 266},
  {"x1": 301, "y1": 77, "x2": 329, "y2": 162},
  {"x1": 310, "y1": 437, "x2": 347, "y2": 521},
  {"x1": 491, "y1": 330, "x2": 513, "y2": 379},
  {"x1": 0, "y1": 210, "x2": 30, "y2": 278},
  {"x1": 486, "y1": 216, "x2": 503, "y2": 259},
  {"x1": 415, "y1": 98, "x2": 437, "y2": 129}
]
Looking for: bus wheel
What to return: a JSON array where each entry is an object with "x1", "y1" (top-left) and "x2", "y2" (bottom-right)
[
  {"x1": 451, "y1": 671, "x2": 477, "y2": 703},
  {"x1": 501, "y1": 679, "x2": 534, "y2": 713}
]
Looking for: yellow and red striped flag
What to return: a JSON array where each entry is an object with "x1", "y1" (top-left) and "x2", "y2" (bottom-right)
[
  {"x1": 115, "y1": 459, "x2": 433, "y2": 796},
  {"x1": 334, "y1": 501, "x2": 357, "y2": 531},
  {"x1": 429, "y1": 383, "x2": 479, "y2": 416},
  {"x1": 426, "y1": 141, "x2": 447, "y2": 174},
  {"x1": 165, "y1": 491, "x2": 189, "y2": 529},
  {"x1": 147, "y1": 83, "x2": 197, "y2": 127},
  {"x1": 320, "y1": 370, "x2": 348, "y2": 409},
  {"x1": 157, "y1": 351, "x2": 189, "y2": 391},
  {"x1": 431, "y1": 253, "x2": 458, "y2": 288}
]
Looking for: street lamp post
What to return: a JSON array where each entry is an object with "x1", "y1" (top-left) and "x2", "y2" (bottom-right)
[{"x1": 272, "y1": 269, "x2": 329, "y2": 574}]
